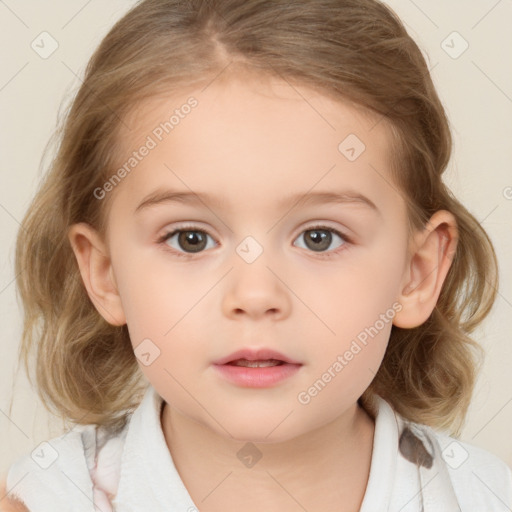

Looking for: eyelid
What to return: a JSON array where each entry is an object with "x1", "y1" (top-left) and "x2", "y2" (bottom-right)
[
  {"x1": 157, "y1": 222, "x2": 217, "y2": 243},
  {"x1": 295, "y1": 223, "x2": 354, "y2": 258},
  {"x1": 156, "y1": 222, "x2": 218, "y2": 259},
  {"x1": 158, "y1": 221, "x2": 353, "y2": 241},
  {"x1": 156, "y1": 221, "x2": 217, "y2": 242},
  {"x1": 298, "y1": 221, "x2": 353, "y2": 240}
]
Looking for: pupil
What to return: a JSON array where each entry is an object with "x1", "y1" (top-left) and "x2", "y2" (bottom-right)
[
  {"x1": 179, "y1": 231, "x2": 206, "y2": 252},
  {"x1": 307, "y1": 229, "x2": 331, "y2": 251}
]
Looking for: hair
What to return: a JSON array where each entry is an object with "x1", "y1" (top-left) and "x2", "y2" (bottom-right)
[{"x1": 13, "y1": 0, "x2": 498, "y2": 437}]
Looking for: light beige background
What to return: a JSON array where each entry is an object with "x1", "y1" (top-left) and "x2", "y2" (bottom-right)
[{"x1": 1, "y1": 0, "x2": 511, "y2": 478}]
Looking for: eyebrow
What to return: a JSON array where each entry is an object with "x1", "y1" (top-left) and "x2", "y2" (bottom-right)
[{"x1": 134, "y1": 188, "x2": 380, "y2": 215}]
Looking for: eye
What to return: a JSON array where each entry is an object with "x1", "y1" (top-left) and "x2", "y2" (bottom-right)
[
  {"x1": 157, "y1": 223, "x2": 352, "y2": 258},
  {"x1": 158, "y1": 225, "x2": 216, "y2": 257},
  {"x1": 293, "y1": 225, "x2": 350, "y2": 257}
]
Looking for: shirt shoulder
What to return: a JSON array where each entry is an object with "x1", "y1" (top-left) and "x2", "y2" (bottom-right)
[
  {"x1": 368, "y1": 395, "x2": 512, "y2": 512},
  {"x1": 5, "y1": 421, "x2": 128, "y2": 512},
  {"x1": 431, "y1": 428, "x2": 512, "y2": 511}
]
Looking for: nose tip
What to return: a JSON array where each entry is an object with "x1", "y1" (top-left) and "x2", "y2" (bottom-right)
[{"x1": 223, "y1": 279, "x2": 288, "y2": 320}]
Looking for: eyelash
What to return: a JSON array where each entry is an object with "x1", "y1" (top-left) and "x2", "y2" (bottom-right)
[{"x1": 157, "y1": 223, "x2": 353, "y2": 260}]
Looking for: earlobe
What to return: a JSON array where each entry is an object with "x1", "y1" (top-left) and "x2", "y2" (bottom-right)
[
  {"x1": 393, "y1": 210, "x2": 458, "y2": 329},
  {"x1": 67, "y1": 222, "x2": 126, "y2": 326}
]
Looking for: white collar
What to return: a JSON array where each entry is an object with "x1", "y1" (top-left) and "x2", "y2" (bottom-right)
[
  {"x1": 113, "y1": 385, "x2": 399, "y2": 510},
  {"x1": 113, "y1": 385, "x2": 198, "y2": 510}
]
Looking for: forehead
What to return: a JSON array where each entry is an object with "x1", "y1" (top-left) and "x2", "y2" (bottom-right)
[{"x1": 110, "y1": 73, "x2": 402, "y2": 217}]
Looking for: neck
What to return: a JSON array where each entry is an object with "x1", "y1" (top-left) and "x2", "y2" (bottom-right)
[{"x1": 160, "y1": 400, "x2": 375, "y2": 512}]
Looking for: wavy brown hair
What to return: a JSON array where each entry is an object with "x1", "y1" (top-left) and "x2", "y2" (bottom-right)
[{"x1": 13, "y1": 0, "x2": 498, "y2": 436}]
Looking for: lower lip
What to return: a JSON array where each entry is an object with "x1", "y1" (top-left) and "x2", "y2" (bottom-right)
[{"x1": 212, "y1": 362, "x2": 302, "y2": 388}]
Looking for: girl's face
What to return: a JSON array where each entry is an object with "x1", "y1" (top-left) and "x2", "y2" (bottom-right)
[{"x1": 93, "y1": 73, "x2": 413, "y2": 441}]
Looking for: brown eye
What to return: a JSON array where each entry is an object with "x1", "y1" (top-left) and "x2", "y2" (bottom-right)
[
  {"x1": 304, "y1": 229, "x2": 332, "y2": 252},
  {"x1": 161, "y1": 228, "x2": 215, "y2": 255},
  {"x1": 176, "y1": 231, "x2": 208, "y2": 253},
  {"x1": 293, "y1": 226, "x2": 348, "y2": 254}
]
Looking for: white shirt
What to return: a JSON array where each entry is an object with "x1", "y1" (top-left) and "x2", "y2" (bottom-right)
[{"x1": 6, "y1": 384, "x2": 512, "y2": 511}]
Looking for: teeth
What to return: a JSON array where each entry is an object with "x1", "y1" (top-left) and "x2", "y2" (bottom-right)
[{"x1": 230, "y1": 359, "x2": 283, "y2": 368}]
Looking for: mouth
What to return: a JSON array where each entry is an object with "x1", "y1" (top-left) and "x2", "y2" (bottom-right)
[
  {"x1": 212, "y1": 358, "x2": 302, "y2": 388},
  {"x1": 212, "y1": 348, "x2": 302, "y2": 366},
  {"x1": 225, "y1": 358, "x2": 286, "y2": 368},
  {"x1": 211, "y1": 348, "x2": 302, "y2": 387}
]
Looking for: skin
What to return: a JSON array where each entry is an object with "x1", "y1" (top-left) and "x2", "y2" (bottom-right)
[
  {"x1": 0, "y1": 478, "x2": 29, "y2": 512},
  {"x1": 68, "y1": 70, "x2": 458, "y2": 512}
]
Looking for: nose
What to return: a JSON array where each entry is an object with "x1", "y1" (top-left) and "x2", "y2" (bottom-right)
[{"x1": 221, "y1": 254, "x2": 292, "y2": 321}]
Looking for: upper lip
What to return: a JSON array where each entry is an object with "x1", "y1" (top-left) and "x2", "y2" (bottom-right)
[{"x1": 213, "y1": 348, "x2": 302, "y2": 365}]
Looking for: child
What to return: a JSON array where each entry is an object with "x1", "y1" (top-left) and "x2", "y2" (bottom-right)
[{"x1": 2, "y1": 0, "x2": 511, "y2": 510}]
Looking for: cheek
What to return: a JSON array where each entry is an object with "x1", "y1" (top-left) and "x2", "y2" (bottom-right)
[
  {"x1": 308, "y1": 240, "x2": 406, "y2": 378},
  {"x1": 302, "y1": 303, "x2": 393, "y2": 413},
  {"x1": 314, "y1": 246, "x2": 405, "y2": 329},
  {"x1": 112, "y1": 243, "x2": 201, "y2": 333},
  {"x1": 112, "y1": 253, "x2": 214, "y2": 369}
]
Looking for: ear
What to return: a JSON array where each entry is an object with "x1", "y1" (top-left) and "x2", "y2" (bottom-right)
[
  {"x1": 393, "y1": 210, "x2": 458, "y2": 329},
  {"x1": 67, "y1": 222, "x2": 126, "y2": 326}
]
